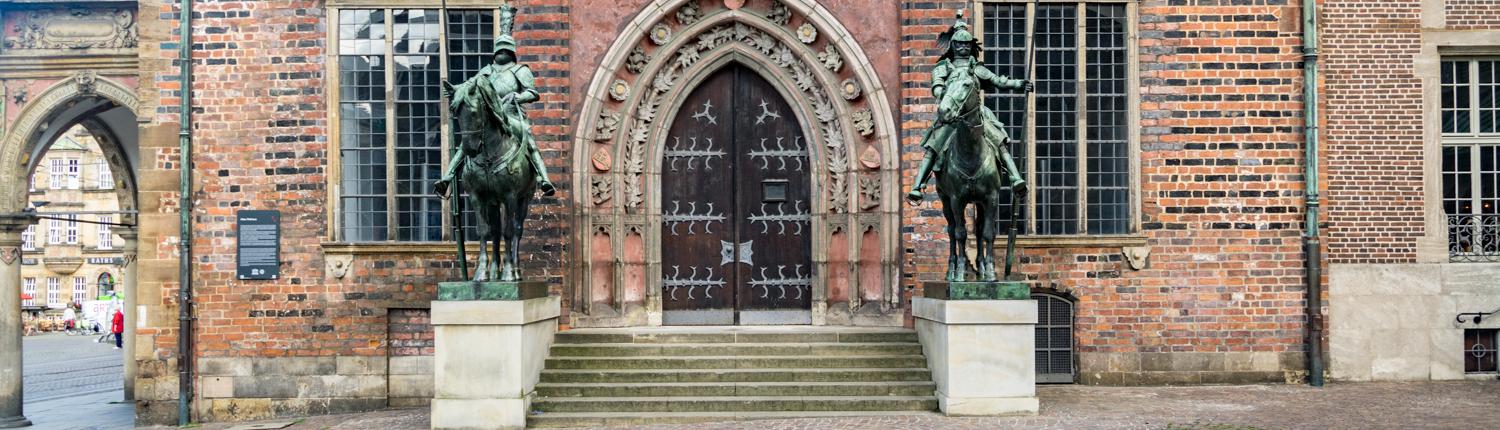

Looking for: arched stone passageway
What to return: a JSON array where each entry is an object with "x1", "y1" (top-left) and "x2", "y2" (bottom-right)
[
  {"x1": 0, "y1": 73, "x2": 141, "y2": 426},
  {"x1": 570, "y1": 0, "x2": 902, "y2": 327}
]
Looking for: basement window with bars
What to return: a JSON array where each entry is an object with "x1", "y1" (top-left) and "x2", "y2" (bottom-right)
[
  {"x1": 979, "y1": 1, "x2": 1136, "y2": 236},
  {"x1": 1442, "y1": 58, "x2": 1500, "y2": 262},
  {"x1": 1466, "y1": 329, "x2": 1497, "y2": 374},
  {"x1": 1034, "y1": 293, "x2": 1076, "y2": 383},
  {"x1": 333, "y1": 7, "x2": 496, "y2": 242}
]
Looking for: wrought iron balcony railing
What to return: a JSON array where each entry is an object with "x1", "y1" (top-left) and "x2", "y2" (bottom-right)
[{"x1": 1449, "y1": 214, "x2": 1500, "y2": 263}]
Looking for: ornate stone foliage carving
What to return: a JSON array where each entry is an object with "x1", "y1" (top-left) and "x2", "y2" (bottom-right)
[
  {"x1": 616, "y1": 16, "x2": 853, "y2": 212},
  {"x1": 591, "y1": 175, "x2": 613, "y2": 205},
  {"x1": 859, "y1": 176, "x2": 880, "y2": 210},
  {"x1": 796, "y1": 23, "x2": 817, "y2": 44},
  {"x1": 840, "y1": 78, "x2": 861, "y2": 101},
  {"x1": 594, "y1": 110, "x2": 621, "y2": 141},
  {"x1": 852, "y1": 109, "x2": 874, "y2": 137},
  {"x1": 766, "y1": 1, "x2": 791, "y2": 26},
  {"x1": 609, "y1": 79, "x2": 631, "y2": 101},
  {"x1": 626, "y1": 46, "x2": 652, "y2": 74},
  {"x1": 5, "y1": 8, "x2": 137, "y2": 50},
  {"x1": 818, "y1": 45, "x2": 843, "y2": 73},
  {"x1": 675, "y1": 1, "x2": 703, "y2": 26}
]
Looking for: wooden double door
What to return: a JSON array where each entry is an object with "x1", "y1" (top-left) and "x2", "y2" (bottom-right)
[{"x1": 661, "y1": 65, "x2": 813, "y2": 325}]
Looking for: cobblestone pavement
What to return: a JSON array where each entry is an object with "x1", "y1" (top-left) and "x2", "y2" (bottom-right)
[
  {"x1": 24, "y1": 332, "x2": 124, "y2": 403},
  {"x1": 146, "y1": 380, "x2": 1500, "y2": 430}
]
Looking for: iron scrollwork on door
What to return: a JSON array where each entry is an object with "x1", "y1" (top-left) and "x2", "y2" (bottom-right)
[
  {"x1": 720, "y1": 240, "x2": 753, "y2": 266},
  {"x1": 663, "y1": 265, "x2": 726, "y2": 301},
  {"x1": 748, "y1": 264, "x2": 812, "y2": 300}
]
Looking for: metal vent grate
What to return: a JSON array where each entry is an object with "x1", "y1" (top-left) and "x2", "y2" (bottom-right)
[{"x1": 1034, "y1": 293, "x2": 1075, "y2": 383}]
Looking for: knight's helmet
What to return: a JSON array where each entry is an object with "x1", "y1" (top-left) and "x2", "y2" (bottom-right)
[
  {"x1": 493, "y1": 4, "x2": 518, "y2": 55},
  {"x1": 938, "y1": 10, "x2": 977, "y2": 60}
]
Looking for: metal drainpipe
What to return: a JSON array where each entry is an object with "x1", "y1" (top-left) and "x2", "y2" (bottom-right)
[
  {"x1": 177, "y1": 0, "x2": 196, "y2": 424},
  {"x1": 1301, "y1": 0, "x2": 1325, "y2": 387}
]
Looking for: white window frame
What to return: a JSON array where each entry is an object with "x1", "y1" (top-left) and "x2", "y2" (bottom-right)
[
  {"x1": 97, "y1": 215, "x2": 113, "y2": 249},
  {"x1": 1440, "y1": 57, "x2": 1500, "y2": 262},
  {"x1": 47, "y1": 219, "x2": 62, "y2": 245},
  {"x1": 21, "y1": 225, "x2": 35, "y2": 251},
  {"x1": 65, "y1": 158, "x2": 81, "y2": 189},
  {"x1": 96, "y1": 161, "x2": 114, "y2": 190},
  {"x1": 73, "y1": 276, "x2": 86, "y2": 305},
  {"x1": 46, "y1": 277, "x2": 59, "y2": 306},
  {"x1": 64, "y1": 215, "x2": 78, "y2": 244},
  {"x1": 49, "y1": 158, "x2": 65, "y2": 190},
  {"x1": 22, "y1": 278, "x2": 35, "y2": 307}
]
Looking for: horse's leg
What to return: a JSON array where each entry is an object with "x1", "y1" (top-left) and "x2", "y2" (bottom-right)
[
  {"x1": 941, "y1": 195, "x2": 964, "y2": 282},
  {"x1": 470, "y1": 196, "x2": 490, "y2": 282},
  {"x1": 975, "y1": 196, "x2": 997, "y2": 282},
  {"x1": 506, "y1": 194, "x2": 532, "y2": 282},
  {"x1": 491, "y1": 203, "x2": 505, "y2": 282}
]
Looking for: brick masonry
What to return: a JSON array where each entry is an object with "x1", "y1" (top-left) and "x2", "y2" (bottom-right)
[{"x1": 110, "y1": 0, "x2": 1500, "y2": 425}]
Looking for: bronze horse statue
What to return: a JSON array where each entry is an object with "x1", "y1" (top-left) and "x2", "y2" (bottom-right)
[
  {"x1": 933, "y1": 70, "x2": 1020, "y2": 282},
  {"x1": 447, "y1": 80, "x2": 537, "y2": 282}
]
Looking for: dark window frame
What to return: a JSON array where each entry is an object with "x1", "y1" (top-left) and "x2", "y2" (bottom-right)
[
  {"x1": 977, "y1": 0, "x2": 1138, "y2": 237},
  {"x1": 332, "y1": 7, "x2": 497, "y2": 243}
]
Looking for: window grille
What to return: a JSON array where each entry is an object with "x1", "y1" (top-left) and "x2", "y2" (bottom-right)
[
  {"x1": 1465, "y1": 329, "x2": 1498, "y2": 374},
  {"x1": 1033, "y1": 293, "x2": 1076, "y2": 383}
]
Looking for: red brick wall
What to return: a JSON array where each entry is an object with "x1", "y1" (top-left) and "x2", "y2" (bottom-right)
[
  {"x1": 900, "y1": 1, "x2": 1311, "y2": 362},
  {"x1": 1446, "y1": 0, "x2": 1500, "y2": 29},
  {"x1": 388, "y1": 309, "x2": 434, "y2": 357}
]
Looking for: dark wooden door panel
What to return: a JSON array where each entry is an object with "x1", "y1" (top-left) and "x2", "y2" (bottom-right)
[
  {"x1": 661, "y1": 68, "x2": 736, "y2": 316},
  {"x1": 733, "y1": 69, "x2": 812, "y2": 314},
  {"x1": 662, "y1": 64, "x2": 812, "y2": 324}
]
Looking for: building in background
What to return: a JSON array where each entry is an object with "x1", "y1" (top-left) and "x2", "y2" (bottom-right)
[{"x1": 21, "y1": 125, "x2": 125, "y2": 328}]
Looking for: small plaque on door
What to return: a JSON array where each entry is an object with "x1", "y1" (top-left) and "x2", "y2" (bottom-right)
[{"x1": 762, "y1": 180, "x2": 788, "y2": 202}]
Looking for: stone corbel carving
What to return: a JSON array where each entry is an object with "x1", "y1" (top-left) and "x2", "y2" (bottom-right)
[
  {"x1": 74, "y1": 71, "x2": 97, "y2": 95},
  {"x1": 326, "y1": 254, "x2": 354, "y2": 279},
  {"x1": 1122, "y1": 246, "x2": 1150, "y2": 271}
]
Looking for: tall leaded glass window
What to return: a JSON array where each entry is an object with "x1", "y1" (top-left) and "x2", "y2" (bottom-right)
[
  {"x1": 335, "y1": 8, "x2": 499, "y2": 242},
  {"x1": 1442, "y1": 59, "x2": 1500, "y2": 262},
  {"x1": 980, "y1": 1, "x2": 1134, "y2": 236}
]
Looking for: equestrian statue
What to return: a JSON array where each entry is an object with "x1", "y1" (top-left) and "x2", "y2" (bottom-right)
[
  {"x1": 435, "y1": 4, "x2": 554, "y2": 282},
  {"x1": 907, "y1": 11, "x2": 1033, "y2": 283}
]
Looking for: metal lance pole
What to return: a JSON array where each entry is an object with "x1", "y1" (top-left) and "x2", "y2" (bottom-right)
[{"x1": 1004, "y1": 2, "x2": 1036, "y2": 280}]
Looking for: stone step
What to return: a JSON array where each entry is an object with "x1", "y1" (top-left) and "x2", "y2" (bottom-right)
[
  {"x1": 544, "y1": 355, "x2": 929, "y2": 370},
  {"x1": 554, "y1": 330, "x2": 917, "y2": 345},
  {"x1": 535, "y1": 381, "x2": 937, "y2": 398},
  {"x1": 539, "y1": 368, "x2": 933, "y2": 384},
  {"x1": 527, "y1": 410, "x2": 937, "y2": 428},
  {"x1": 549, "y1": 342, "x2": 924, "y2": 357},
  {"x1": 530, "y1": 395, "x2": 939, "y2": 413}
]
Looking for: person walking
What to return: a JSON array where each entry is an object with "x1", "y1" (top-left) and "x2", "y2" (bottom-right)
[
  {"x1": 63, "y1": 304, "x2": 78, "y2": 334},
  {"x1": 110, "y1": 309, "x2": 124, "y2": 349}
]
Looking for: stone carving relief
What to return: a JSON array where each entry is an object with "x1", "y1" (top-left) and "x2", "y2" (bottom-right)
[
  {"x1": 675, "y1": 1, "x2": 703, "y2": 26},
  {"x1": 650, "y1": 24, "x2": 673, "y2": 46},
  {"x1": 594, "y1": 111, "x2": 621, "y2": 141},
  {"x1": 852, "y1": 109, "x2": 874, "y2": 137},
  {"x1": 796, "y1": 23, "x2": 817, "y2": 44},
  {"x1": 591, "y1": 175, "x2": 613, "y2": 205},
  {"x1": 325, "y1": 254, "x2": 353, "y2": 279},
  {"x1": 859, "y1": 175, "x2": 880, "y2": 210},
  {"x1": 818, "y1": 45, "x2": 843, "y2": 72},
  {"x1": 0, "y1": 247, "x2": 18, "y2": 265},
  {"x1": 5, "y1": 8, "x2": 138, "y2": 50},
  {"x1": 626, "y1": 46, "x2": 652, "y2": 74},
  {"x1": 840, "y1": 78, "x2": 861, "y2": 101},
  {"x1": 765, "y1": 1, "x2": 791, "y2": 26},
  {"x1": 74, "y1": 71, "x2": 97, "y2": 95}
]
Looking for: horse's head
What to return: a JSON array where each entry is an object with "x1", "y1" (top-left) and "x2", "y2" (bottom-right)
[
  {"x1": 453, "y1": 82, "x2": 503, "y2": 157},
  {"x1": 937, "y1": 69, "x2": 981, "y2": 123}
]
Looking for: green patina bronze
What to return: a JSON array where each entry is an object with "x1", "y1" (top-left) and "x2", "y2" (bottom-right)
[
  {"x1": 924, "y1": 281, "x2": 1029, "y2": 301},
  {"x1": 907, "y1": 11, "x2": 1033, "y2": 283},
  {"x1": 438, "y1": 281, "x2": 549, "y2": 301},
  {"x1": 435, "y1": 5, "x2": 553, "y2": 283}
]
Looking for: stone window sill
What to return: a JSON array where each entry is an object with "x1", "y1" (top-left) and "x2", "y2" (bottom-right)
[
  {"x1": 993, "y1": 235, "x2": 1149, "y2": 249},
  {"x1": 321, "y1": 242, "x2": 481, "y2": 255}
]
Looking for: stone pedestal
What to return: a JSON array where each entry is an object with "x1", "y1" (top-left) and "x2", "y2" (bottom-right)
[
  {"x1": 431, "y1": 295, "x2": 560, "y2": 430},
  {"x1": 913, "y1": 297, "x2": 1038, "y2": 416}
]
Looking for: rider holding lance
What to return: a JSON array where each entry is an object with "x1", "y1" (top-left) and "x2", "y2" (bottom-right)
[
  {"x1": 436, "y1": 4, "x2": 556, "y2": 199},
  {"x1": 908, "y1": 12, "x2": 1032, "y2": 202}
]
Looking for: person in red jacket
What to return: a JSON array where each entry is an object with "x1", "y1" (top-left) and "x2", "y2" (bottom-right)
[{"x1": 110, "y1": 309, "x2": 124, "y2": 349}]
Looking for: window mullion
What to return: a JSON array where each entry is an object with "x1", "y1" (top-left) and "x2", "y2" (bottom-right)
[
  {"x1": 1471, "y1": 60, "x2": 1481, "y2": 135},
  {"x1": 439, "y1": 8, "x2": 452, "y2": 241},
  {"x1": 1472, "y1": 143, "x2": 1482, "y2": 217},
  {"x1": 1075, "y1": 2, "x2": 1087, "y2": 234},
  {"x1": 1024, "y1": 0, "x2": 1038, "y2": 235},
  {"x1": 385, "y1": 10, "x2": 398, "y2": 242}
]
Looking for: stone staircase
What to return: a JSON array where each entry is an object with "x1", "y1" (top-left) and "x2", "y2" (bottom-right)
[{"x1": 527, "y1": 327, "x2": 938, "y2": 428}]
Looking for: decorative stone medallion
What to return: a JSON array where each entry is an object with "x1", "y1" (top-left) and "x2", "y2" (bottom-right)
[
  {"x1": 840, "y1": 78, "x2": 861, "y2": 101},
  {"x1": 609, "y1": 79, "x2": 631, "y2": 101},
  {"x1": 650, "y1": 23, "x2": 673, "y2": 45},
  {"x1": 724, "y1": 0, "x2": 745, "y2": 10},
  {"x1": 859, "y1": 145, "x2": 881, "y2": 170},
  {"x1": 592, "y1": 147, "x2": 613, "y2": 172},
  {"x1": 796, "y1": 23, "x2": 817, "y2": 44}
]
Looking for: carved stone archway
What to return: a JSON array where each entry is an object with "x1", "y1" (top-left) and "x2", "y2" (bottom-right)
[
  {"x1": 1, "y1": 72, "x2": 140, "y2": 215},
  {"x1": 572, "y1": 0, "x2": 901, "y2": 327}
]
